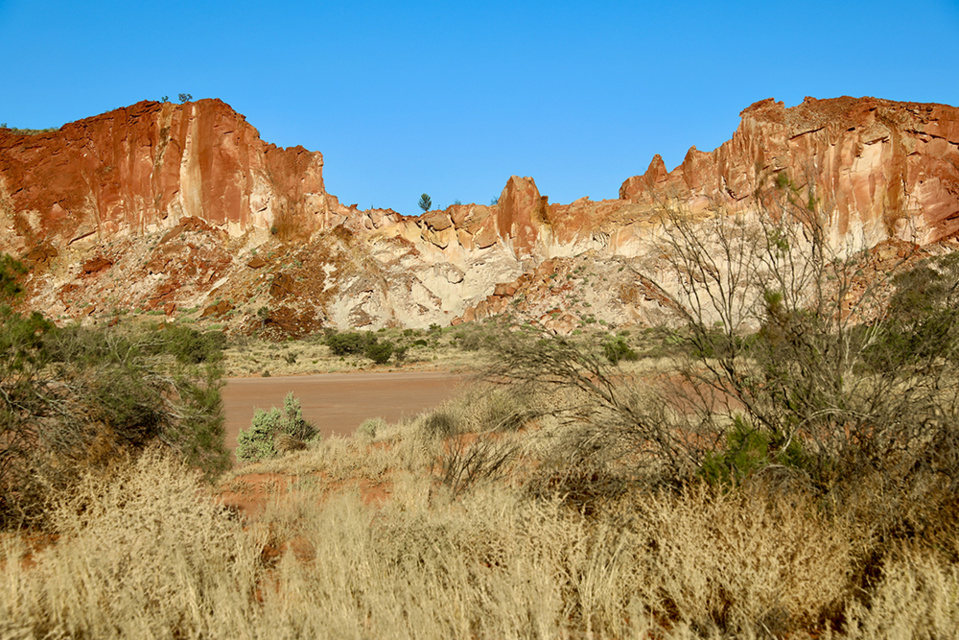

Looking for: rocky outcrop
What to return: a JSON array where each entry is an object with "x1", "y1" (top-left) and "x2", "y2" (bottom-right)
[
  {"x1": 0, "y1": 99, "x2": 345, "y2": 256},
  {"x1": 620, "y1": 96, "x2": 959, "y2": 246},
  {"x1": 2, "y1": 96, "x2": 957, "y2": 335}
]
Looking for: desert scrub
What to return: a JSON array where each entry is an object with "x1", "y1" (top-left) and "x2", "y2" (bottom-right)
[
  {"x1": 325, "y1": 330, "x2": 374, "y2": 356},
  {"x1": 0, "y1": 448, "x2": 262, "y2": 638},
  {"x1": 601, "y1": 335, "x2": 638, "y2": 363},
  {"x1": 4, "y1": 383, "x2": 958, "y2": 638},
  {"x1": 357, "y1": 417, "x2": 386, "y2": 439},
  {"x1": 0, "y1": 255, "x2": 230, "y2": 527},
  {"x1": 236, "y1": 392, "x2": 319, "y2": 462},
  {"x1": 364, "y1": 340, "x2": 394, "y2": 364}
]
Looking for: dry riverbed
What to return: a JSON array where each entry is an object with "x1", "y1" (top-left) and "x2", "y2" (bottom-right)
[{"x1": 222, "y1": 370, "x2": 467, "y2": 449}]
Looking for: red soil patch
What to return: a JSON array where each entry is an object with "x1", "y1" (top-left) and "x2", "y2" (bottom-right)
[
  {"x1": 218, "y1": 473, "x2": 291, "y2": 520},
  {"x1": 221, "y1": 371, "x2": 464, "y2": 452},
  {"x1": 218, "y1": 469, "x2": 393, "y2": 522},
  {"x1": 0, "y1": 532, "x2": 59, "y2": 570}
]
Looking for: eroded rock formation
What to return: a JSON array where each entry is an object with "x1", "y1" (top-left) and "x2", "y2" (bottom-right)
[
  {"x1": 0, "y1": 98, "x2": 343, "y2": 255},
  {"x1": 620, "y1": 96, "x2": 959, "y2": 246},
  {"x1": 1, "y1": 96, "x2": 956, "y2": 334}
]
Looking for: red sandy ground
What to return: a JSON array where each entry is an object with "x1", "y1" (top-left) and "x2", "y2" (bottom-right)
[
  {"x1": 218, "y1": 371, "x2": 462, "y2": 563},
  {"x1": 221, "y1": 370, "x2": 466, "y2": 449}
]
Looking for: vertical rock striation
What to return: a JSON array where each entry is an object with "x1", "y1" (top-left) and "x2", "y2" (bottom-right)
[
  {"x1": 0, "y1": 99, "x2": 343, "y2": 255},
  {"x1": 1, "y1": 95, "x2": 957, "y2": 332},
  {"x1": 619, "y1": 96, "x2": 959, "y2": 246}
]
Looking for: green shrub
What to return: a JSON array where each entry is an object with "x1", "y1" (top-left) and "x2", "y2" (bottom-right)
[
  {"x1": 0, "y1": 254, "x2": 26, "y2": 301},
  {"x1": 365, "y1": 341, "x2": 394, "y2": 364},
  {"x1": 860, "y1": 254, "x2": 959, "y2": 369},
  {"x1": 158, "y1": 325, "x2": 225, "y2": 364},
  {"x1": 324, "y1": 331, "x2": 391, "y2": 363},
  {"x1": 235, "y1": 393, "x2": 318, "y2": 462},
  {"x1": 0, "y1": 252, "x2": 230, "y2": 527},
  {"x1": 601, "y1": 336, "x2": 638, "y2": 363},
  {"x1": 357, "y1": 417, "x2": 385, "y2": 439},
  {"x1": 326, "y1": 331, "x2": 373, "y2": 356},
  {"x1": 453, "y1": 327, "x2": 488, "y2": 351},
  {"x1": 700, "y1": 416, "x2": 806, "y2": 486},
  {"x1": 235, "y1": 411, "x2": 278, "y2": 462},
  {"x1": 281, "y1": 392, "x2": 317, "y2": 441}
]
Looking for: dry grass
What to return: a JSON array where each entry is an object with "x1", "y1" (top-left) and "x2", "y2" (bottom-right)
[
  {"x1": 3, "y1": 381, "x2": 958, "y2": 638},
  {"x1": 844, "y1": 544, "x2": 959, "y2": 638},
  {"x1": 221, "y1": 329, "x2": 491, "y2": 378},
  {"x1": 1, "y1": 447, "x2": 263, "y2": 639}
]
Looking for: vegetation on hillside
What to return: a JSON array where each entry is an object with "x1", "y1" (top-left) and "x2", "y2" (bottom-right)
[
  {"x1": 4, "y1": 181, "x2": 959, "y2": 637},
  {"x1": 0, "y1": 255, "x2": 230, "y2": 527},
  {"x1": 0, "y1": 124, "x2": 59, "y2": 135}
]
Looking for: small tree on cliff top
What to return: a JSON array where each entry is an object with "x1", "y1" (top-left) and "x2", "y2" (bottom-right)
[{"x1": 418, "y1": 193, "x2": 432, "y2": 212}]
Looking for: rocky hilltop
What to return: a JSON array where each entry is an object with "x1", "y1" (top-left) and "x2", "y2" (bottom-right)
[
  {"x1": 1, "y1": 96, "x2": 956, "y2": 334},
  {"x1": 621, "y1": 96, "x2": 959, "y2": 246},
  {"x1": 0, "y1": 99, "x2": 348, "y2": 253}
]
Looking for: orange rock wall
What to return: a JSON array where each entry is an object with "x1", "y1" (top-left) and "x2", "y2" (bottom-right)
[
  {"x1": 620, "y1": 96, "x2": 959, "y2": 244},
  {"x1": 0, "y1": 99, "x2": 338, "y2": 253},
  {"x1": 2, "y1": 96, "x2": 958, "y2": 332}
]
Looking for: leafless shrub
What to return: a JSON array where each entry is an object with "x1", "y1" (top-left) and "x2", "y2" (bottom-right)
[
  {"x1": 434, "y1": 434, "x2": 520, "y2": 498},
  {"x1": 422, "y1": 409, "x2": 458, "y2": 439},
  {"x1": 488, "y1": 177, "x2": 959, "y2": 555},
  {"x1": 523, "y1": 446, "x2": 629, "y2": 515},
  {"x1": 643, "y1": 183, "x2": 959, "y2": 511},
  {"x1": 486, "y1": 325, "x2": 716, "y2": 484},
  {"x1": 274, "y1": 433, "x2": 307, "y2": 454}
]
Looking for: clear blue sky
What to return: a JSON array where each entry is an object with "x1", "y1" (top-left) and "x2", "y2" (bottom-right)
[{"x1": 2, "y1": 1, "x2": 957, "y2": 215}]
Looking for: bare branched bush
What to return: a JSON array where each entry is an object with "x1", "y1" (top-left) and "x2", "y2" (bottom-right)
[
  {"x1": 488, "y1": 178, "x2": 959, "y2": 545},
  {"x1": 435, "y1": 435, "x2": 520, "y2": 498},
  {"x1": 643, "y1": 183, "x2": 959, "y2": 531},
  {"x1": 486, "y1": 325, "x2": 714, "y2": 484}
]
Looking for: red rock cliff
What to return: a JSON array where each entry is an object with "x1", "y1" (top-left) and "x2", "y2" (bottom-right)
[
  {"x1": 0, "y1": 99, "x2": 342, "y2": 254},
  {"x1": 620, "y1": 96, "x2": 959, "y2": 244}
]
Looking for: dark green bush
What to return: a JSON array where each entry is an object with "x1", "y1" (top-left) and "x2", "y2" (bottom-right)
[
  {"x1": 601, "y1": 336, "x2": 638, "y2": 363},
  {"x1": 700, "y1": 416, "x2": 807, "y2": 486},
  {"x1": 326, "y1": 331, "x2": 373, "y2": 356},
  {"x1": 365, "y1": 340, "x2": 394, "y2": 364},
  {"x1": 0, "y1": 254, "x2": 26, "y2": 301},
  {"x1": 325, "y1": 331, "x2": 396, "y2": 364},
  {"x1": 159, "y1": 324, "x2": 226, "y2": 364}
]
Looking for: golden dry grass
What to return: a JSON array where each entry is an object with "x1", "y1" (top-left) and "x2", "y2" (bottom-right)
[{"x1": 3, "y1": 382, "x2": 958, "y2": 638}]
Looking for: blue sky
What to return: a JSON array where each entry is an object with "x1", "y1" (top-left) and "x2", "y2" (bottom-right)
[{"x1": 1, "y1": 0, "x2": 957, "y2": 215}]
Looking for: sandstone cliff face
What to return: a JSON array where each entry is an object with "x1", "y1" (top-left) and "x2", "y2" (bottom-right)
[
  {"x1": 0, "y1": 99, "x2": 343, "y2": 256},
  {"x1": 2, "y1": 96, "x2": 957, "y2": 334},
  {"x1": 619, "y1": 96, "x2": 959, "y2": 247}
]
